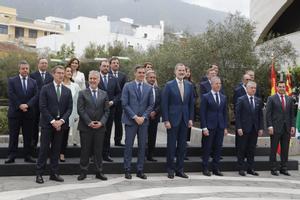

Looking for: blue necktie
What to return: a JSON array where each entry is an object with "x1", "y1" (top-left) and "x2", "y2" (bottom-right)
[
  {"x1": 137, "y1": 83, "x2": 142, "y2": 100},
  {"x1": 215, "y1": 92, "x2": 219, "y2": 105},
  {"x1": 103, "y1": 75, "x2": 108, "y2": 89},
  {"x1": 22, "y1": 77, "x2": 27, "y2": 95},
  {"x1": 92, "y1": 90, "x2": 97, "y2": 104},
  {"x1": 250, "y1": 96, "x2": 255, "y2": 111}
]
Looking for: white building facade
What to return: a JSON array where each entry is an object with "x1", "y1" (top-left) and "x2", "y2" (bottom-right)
[
  {"x1": 250, "y1": 0, "x2": 300, "y2": 65},
  {"x1": 36, "y1": 16, "x2": 164, "y2": 56}
]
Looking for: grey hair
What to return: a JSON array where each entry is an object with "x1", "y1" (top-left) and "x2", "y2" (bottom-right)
[
  {"x1": 210, "y1": 76, "x2": 221, "y2": 84},
  {"x1": 174, "y1": 63, "x2": 185, "y2": 71},
  {"x1": 246, "y1": 80, "x2": 257, "y2": 88},
  {"x1": 18, "y1": 60, "x2": 29, "y2": 68},
  {"x1": 51, "y1": 65, "x2": 64, "y2": 73},
  {"x1": 145, "y1": 70, "x2": 156, "y2": 77},
  {"x1": 89, "y1": 70, "x2": 100, "y2": 78}
]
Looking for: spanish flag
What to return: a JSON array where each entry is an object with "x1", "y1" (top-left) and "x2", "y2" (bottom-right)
[
  {"x1": 270, "y1": 61, "x2": 277, "y2": 95},
  {"x1": 286, "y1": 70, "x2": 292, "y2": 96}
]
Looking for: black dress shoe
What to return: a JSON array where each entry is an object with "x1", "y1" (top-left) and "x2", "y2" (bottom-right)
[
  {"x1": 202, "y1": 170, "x2": 211, "y2": 176},
  {"x1": 24, "y1": 157, "x2": 36, "y2": 163},
  {"x1": 77, "y1": 173, "x2": 87, "y2": 181},
  {"x1": 147, "y1": 157, "x2": 157, "y2": 162},
  {"x1": 49, "y1": 174, "x2": 64, "y2": 182},
  {"x1": 103, "y1": 156, "x2": 114, "y2": 162},
  {"x1": 125, "y1": 171, "x2": 132, "y2": 179},
  {"x1": 239, "y1": 170, "x2": 246, "y2": 176},
  {"x1": 167, "y1": 173, "x2": 174, "y2": 179},
  {"x1": 136, "y1": 172, "x2": 147, "y2": 179},
  {"x1": 5, "y1": 158, "x2": 15, "y2": 164},
  {"x1": 280, "y1": 170, "x2": 291, "y2": 176},
  {"x1": 96, "y1": 172, "x2": 108, "y2": 180},
  {"x1": 36, "y1": 175, "x2": 44, "y2": 184},
  {"x1": 115, "y1": 142, "x2": 125, "y2": 147},
  {"x1": 271, "y1": 170, "x2": 279, "y2": 176},
  {"x1": 247, "y1": 170, "x2": 259, "y2": 176},
  {"x1": 213, "y1": 170, "x2": 223, "y2": 176},
  {"x1": 175, "y1": 172, "x2": 189, "y2": 178}
]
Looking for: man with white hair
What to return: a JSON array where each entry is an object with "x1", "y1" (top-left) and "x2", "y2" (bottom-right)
[{"x1": 235, "y1": 81, "x2": 263, "y2": 176}]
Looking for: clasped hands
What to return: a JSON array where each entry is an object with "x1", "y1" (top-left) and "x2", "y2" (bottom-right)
[{"x1": 88, "y1": 121, "x2": 103, "y2": 129}]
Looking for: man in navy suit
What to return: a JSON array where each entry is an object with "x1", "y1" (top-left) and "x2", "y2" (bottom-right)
[
  {"x1": 122, "y1": 65, "x2": 154, "y2": 179},
  {"x1": 145, "y1": 70, "x2": 161, "y2": 162},
  {"x1": 235, "y1": 81, "x2": 263, "y2": 176},
  {"x1": 161, "y1": 63, "x2": 195, "y2": 179},
  {"x1": 98, "y1": 60, "x2": 121, "y2": 162},
  {"x1": 6, "y1": 60, "x2": 38, "y2": 164},
  {"x1": 200, "y1": 68, "x2": 224, "y2": 96},
  {"x1": 30, "y1": 58, "x2": 53, "y2": 151},
  {"x1": 200, "y1": 76, "x2": 228, "y2": 176},
  {"x1": 36, "y1": 65, "x2": 72, "y2": 184},
  {"x1": 109, "y1": 57, "x2": 127, "y2": 146}
]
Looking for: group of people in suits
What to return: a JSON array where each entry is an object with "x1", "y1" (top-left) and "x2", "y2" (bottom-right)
[{"x1": 6, "y1": 58, "x2": 295, "y2": 184}]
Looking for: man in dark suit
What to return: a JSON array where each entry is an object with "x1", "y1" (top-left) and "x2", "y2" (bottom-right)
[
  {"x1": 235, "y1": 81, "x2": 263, "y2": 176},
  {"x1": 36, "y1": 65, "x2": 72, "y2": 184},
  {"x1": 200, "y1": 64, "x2": 219, "y2": 83},
  {"x1": 161, "y1": 63, "x2": 195, "y2": 179},
  {"x1": 98, "y1": 60, "x2": 121, "y2": 162},
  {"x1": 30, "y1": 58, "x2": 53, "y2": 152},
  {"x1": 109, "y1": 57, "x2": 127, "y2": 146},
  {"x1": 233, "y1": 74, "x2": 251, "y2": 112},
  {"x1": 122, "y1": 65, "x2": 154, "y2": 179},
  {"x1": 145, "y1": 70, "x2": 161, "y2": 162},
  {"x1": 200, "y1": 76, "x2": 228, "y2": 176},
  {"x1": 200, "y1": 68, "x2": 224, "y2": 96},
  {"x1": 6, "y1": 60, "x2": 38, "y2": 164},
  {"x1": 266, "y1": 81, "x2": 295, "y2": 176},
  {"x1": 77, "y1": 70, "x2": 110, "y2": 181}
]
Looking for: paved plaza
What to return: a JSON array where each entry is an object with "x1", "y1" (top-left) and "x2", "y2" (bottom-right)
[{"x1": 0, "y1": 171, "x2": 300, "y2": 200}]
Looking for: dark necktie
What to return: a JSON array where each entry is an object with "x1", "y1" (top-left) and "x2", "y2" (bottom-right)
[
  {"x1": 103, "y1": 75, "x2": 108, "y2": 89},
  {"x1": 114, "y1": 72, "x2": 118, "y2": 78},
  {"x1": 22, "y1": 77, "x2": 27, "y2": 94},
  {"x1": 137, "y1": 83, "x2": 142, "y2": 100},
  {"x1": 281, "y1": 95, "x2": 285, "y2": 111},
  {"x1": 41, "y1": 72, "x2": 45, "y2": 82},
  {"x1": 250, "y1": 96, "x2": 255, "y2": 111},
  {"x1": 215, "y1": 92, "x2": 219, "y2": 105},
  {"x1": 56, "y1": 84, "x2": 61, "y2": 101},
  {"x1": 92, "y1": 90, "x2": 97, "y2": 104}
]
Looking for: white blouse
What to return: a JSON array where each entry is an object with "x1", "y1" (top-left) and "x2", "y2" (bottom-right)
[
  {"x1": 72, "y1": 71, "x2": 86, "y2": 90},
  {"x1": 64, "y1": 82, "x2": 80, "y2": 127}
]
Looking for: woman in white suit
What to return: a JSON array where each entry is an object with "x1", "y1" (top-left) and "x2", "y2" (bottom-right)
[{"x1": 60, "y1": 66, "x2": 81, "y2": 162}]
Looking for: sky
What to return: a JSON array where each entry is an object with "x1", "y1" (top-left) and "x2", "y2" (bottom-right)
[{"x1": 182, "y1": 0, "x2": 250, "y2": 18}]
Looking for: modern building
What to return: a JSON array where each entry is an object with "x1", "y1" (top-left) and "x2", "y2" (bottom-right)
[
  {"x1": 36, "y1": 16, "x2": 164, "y2": 56},
  {"x1": 250, "y1": 0, "x2": 300, "y2": 64},
  {"x1": 0, "y1": 5, "x2": 64, "y2": 48}
]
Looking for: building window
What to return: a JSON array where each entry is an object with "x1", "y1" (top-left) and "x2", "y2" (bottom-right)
[
  {"x1": 44, "y1": 31, "x2": 48, "y2": 36},
  {"x1": 0, "y1": 24, "x2": 8, "y2": 34},
  {"x1": 144, "y1": 33, "x2": 147, "y2": 38},
  {"x1": 78, "y1": 25, "x2": 80, "y2": 30},
  {"x1": 15, "y1": 27, "x2": 24, "y2": 38},
  {"x1": 29, "y1": 29, "x2": 37, "y2": 38}
]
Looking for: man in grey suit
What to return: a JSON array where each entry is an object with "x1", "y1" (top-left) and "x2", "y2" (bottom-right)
[
  {"x1": 266, "y1": 81, "x2": 295, "y2": 176},
  {"x1": 77, "y1": 70, "x2": 110, "y2": 181},
  {"x1": 122, "y1": 65, "x2": 154, "y2": 179}
]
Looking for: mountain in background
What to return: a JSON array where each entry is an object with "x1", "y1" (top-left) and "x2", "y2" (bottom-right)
[{"x1": 0, "y1": 0, "x2": 227, "y2": 33}]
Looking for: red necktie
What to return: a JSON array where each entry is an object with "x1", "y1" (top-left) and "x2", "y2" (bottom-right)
[{"x1": 281, "y1": 95, "x2": 285, "y2": 111}]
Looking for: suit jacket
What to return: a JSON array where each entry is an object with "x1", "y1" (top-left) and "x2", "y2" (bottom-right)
[
  {"x1": 200, "y1": 80, "x2": 224, "y2": 96},
  {"x1": 266, "y1": 94, "x2": 295, "y2": 133},
  {"x1": 235, "y1": 95, "x2": 263, "y2": 133},
  {"x1": 98, "y1": 74, "x2": 121, "y2": 105},
  {"x1": 161, "y1": 79, "x2": 195, "y2": 127},
  {"x1": 200, "y1": 91, "x2": 227, "y2": 129},
  {"x1": 7, "y1": 75, "x2": 38, "y2": 119},
  {"x1": 121, "y1": 81, "x2": 154, "y2": 126},
  {"x1": 77, "y1": 88, "x2": 110, "y2": 132},
  {"x1": 39, "y1": 82, "x2": 73, "y2": 128},
  {"x1": 109, "y1": 70, "x2": 127, "y2": 90},
  {"x1": 233, "y1": 83, "x2": 260, "y2": 111},
  {"x1": 150, "y1": 86, "x2": 161, "y2": 123},
  {"x1": 30, "y1": 71, "x2": 53, "y2": 91}
]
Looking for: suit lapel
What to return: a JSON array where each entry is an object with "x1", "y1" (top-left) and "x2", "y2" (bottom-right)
[{"x1": 172, "y1": 80, "x2": 182, "y2": 102}]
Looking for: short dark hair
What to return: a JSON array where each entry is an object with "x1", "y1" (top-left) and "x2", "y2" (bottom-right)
[
  {"x1": 277, "y1": 81, "x2": 285, "y2": 86},
  {"x1": 109, "y1": 57, "x2": 119, "y2": 64},
  {"x1": 135, "y1": 65, "x2": 144, "y2": 72},
  {"x1": 99, "y1": 59, "x2": 108, "y2": 66},
  {"x1": 143, "y1": 62, "x2": 153, "y2": 68}
]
